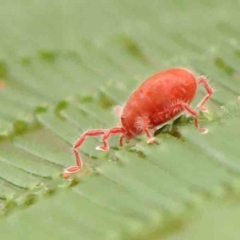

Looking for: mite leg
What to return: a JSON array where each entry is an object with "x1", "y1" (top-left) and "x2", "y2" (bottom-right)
[
  {"x1": 170, "y1": 102, "x2": 208, "y2": 134},
  {"x1": 137, "y1": 117, "x2": 156, "y2": 144},
  {"x1": 96, "y1": 127, "x2": 125, "y2": 151},
  {"x1": 119, "y1": 134, "x2": 124, "y2": 147},
  {"x1": 144, "y1": 128, "x2": 156, "y2": 144},
  {"x1": 63, "y1": 129, "x2": 106, "y2": 178},
  {"x1": 197, "y1": 76, "x2": 213, "y2": 113},
  {"x1": 119, "y1": 135, "x2": 131, "y2": 146}
]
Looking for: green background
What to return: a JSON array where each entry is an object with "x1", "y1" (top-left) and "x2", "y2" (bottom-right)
[{"x1": 0, "y1": 0, "x2": 240, "y2": 239}]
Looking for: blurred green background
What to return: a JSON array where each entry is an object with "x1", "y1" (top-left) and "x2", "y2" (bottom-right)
[{"x1": 1, "y1": 0, "x2": 240, "y2": 239}]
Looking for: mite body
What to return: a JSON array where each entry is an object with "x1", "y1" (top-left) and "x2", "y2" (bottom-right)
[{"x1": 63, "y1": 68, "x2": 213, "y2": 178}]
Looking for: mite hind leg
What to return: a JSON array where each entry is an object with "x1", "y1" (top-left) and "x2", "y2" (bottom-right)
[
  {"x1": 170, "y1": 102, "x2": 208, "y2": 134},
  {"x1": 197, "y1": 76, "x2": 213, "y2": 113}
]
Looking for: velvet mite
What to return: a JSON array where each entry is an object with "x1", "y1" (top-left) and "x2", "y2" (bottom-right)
[{"x1": 63, "y1": 68, "x2": 213, "y2": 178}]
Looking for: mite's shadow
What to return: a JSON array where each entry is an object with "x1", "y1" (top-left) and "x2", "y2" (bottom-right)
[{"x1": 154, "y1": 116, "x2": 186, "y2": 139}]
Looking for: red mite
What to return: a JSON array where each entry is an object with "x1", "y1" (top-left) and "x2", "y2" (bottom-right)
[{"x1": 63, "y1": 68, "x2": 213, "y2": 178}]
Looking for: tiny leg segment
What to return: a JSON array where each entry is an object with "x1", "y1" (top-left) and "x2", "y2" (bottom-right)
[
  {"x1": 197, "y1": 76, "x2": 213, "y2": 113},
  {"x1": 144, "y1": 128, "x2": 156, "y2": 144},
  {"x1": 119, "y1": 134, "x2": 124, "y2": 147},
  {"x1": 96, "y1": 127, "x2": 125, "y2": 151},
  {"x1": 137, "y1": 116, "x2": 156, "y2": 143}
]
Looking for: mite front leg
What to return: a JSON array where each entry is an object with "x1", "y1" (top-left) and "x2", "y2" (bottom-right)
[
  {"x1": 96, "y1": 127, "x2": 125, "y2": 151},
  {"x1": 119, "y1": 135, "x2": 124, "y2": 147},
  {"x1": 197, "y1": 76, "x2": 213, "y2": 113},
  {"x1": 63, "y1": 129, "x2": 105, "y2": 178}
]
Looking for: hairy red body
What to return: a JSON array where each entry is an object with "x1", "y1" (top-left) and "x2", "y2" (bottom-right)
[
  {"x1": 63, "y1": 68, "x2": 213, "y2": 178},
  {"x1": 121, "y1": 68, "x2": 197, "y2": 138}
]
